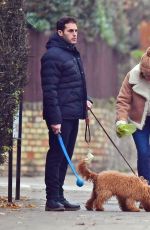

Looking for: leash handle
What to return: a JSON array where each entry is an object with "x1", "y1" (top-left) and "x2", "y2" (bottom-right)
[
  {"x1": 89, "y1": 108, "x2": 137, "y2": 176},
  {"x1": 85, "y1": 115, "x2": 91, "y2": 144}
]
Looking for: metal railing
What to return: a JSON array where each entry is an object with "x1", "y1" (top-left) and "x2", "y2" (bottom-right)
[{"x1": 8, "y1": 98, "x2": 23, "y2": 202}]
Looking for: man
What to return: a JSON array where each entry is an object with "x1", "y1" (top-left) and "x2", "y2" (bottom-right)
[{"x1": 41, "y1": 17, "x2": 92, "y2": 211}]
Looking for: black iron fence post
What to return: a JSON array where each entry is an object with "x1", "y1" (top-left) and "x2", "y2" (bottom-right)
[
  {"x1": 15, "y1": 97, "x2": 23, "y2": 200},
  {"x1": 8, "y1": 125, "x2": 13, "y2": 203}
]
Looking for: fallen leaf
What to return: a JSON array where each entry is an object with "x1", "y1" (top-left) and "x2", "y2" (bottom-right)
[
  {"x1": 76, "y1": 222, "x2": 85, "y2": 225},
  {"x1": 25, "y1": 204, "x2": 36, "y2": 208}
]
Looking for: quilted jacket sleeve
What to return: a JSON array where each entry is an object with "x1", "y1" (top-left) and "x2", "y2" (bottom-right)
[
  {"x1": 116, "y1": 73, "x2": 133, "y2": 122},
  {"x1": 41, "y1": 52, "x2": 62, "y2": 124}
]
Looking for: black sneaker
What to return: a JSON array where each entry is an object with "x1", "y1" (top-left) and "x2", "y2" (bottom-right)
[
  {"x1": 45, "y1": 200, "x2": 65, "y2": 211},
  {"x1": 59, "y1": 198, "x2": 80, "y2": 211}
]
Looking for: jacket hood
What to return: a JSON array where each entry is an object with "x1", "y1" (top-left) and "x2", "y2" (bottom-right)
[{"x1": 46, "y1": 32, "x2": 77, "y2": 52}]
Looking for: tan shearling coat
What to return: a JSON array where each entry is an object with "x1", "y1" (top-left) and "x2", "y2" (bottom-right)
[{"x1": 116, "y1": 64, "x2": 150, "y2": 130}]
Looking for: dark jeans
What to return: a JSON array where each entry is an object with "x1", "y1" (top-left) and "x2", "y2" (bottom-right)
[
  {"x1": 132, "y1": 116, "x2": 150, "y2": 183},
  {"x1": 45, "y1": 119, "x2": 79, "y2": 200}
]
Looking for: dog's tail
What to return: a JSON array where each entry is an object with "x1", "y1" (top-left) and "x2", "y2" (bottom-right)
[{"x1": 77, "y1": 160, "x2": 98, "y2": 182}]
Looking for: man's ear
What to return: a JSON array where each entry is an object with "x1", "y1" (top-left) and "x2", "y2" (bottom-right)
[{"x1": 58, "y1": 30, "x2": 63, "y2": 37}]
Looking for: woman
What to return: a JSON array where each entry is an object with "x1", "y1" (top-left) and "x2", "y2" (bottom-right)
[{"x1": 116, "y1": 47, "x2": 150, "y2": 184}]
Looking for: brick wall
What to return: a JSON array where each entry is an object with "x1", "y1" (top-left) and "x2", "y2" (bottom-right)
[{"x1": 0, "y1": 99, "x2": 137, "y2": 176}]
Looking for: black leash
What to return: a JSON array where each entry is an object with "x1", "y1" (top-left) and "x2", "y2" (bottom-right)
[{"x1": 88, "y1": 108, "x2": 137, "y2": 176}]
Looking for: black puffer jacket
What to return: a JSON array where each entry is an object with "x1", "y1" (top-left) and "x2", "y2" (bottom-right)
[{"x1": 41, "y1": 33, "x2": 87, "y2": 124}]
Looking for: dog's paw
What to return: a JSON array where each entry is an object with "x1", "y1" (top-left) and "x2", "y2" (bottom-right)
[
  {"x1": 85, "y1": 206, "x2": 93, "y2": 211},
  {"x1": 95, "y1": 207, "x2": 104, "y2": 211},
  {"x1": 126, "y1": 207, "x2": 140, "y2": 212}
]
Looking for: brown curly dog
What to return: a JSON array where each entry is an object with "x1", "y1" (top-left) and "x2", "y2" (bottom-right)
[{"x1": 77, "y1": 160, "x2": 150, "y2": 212}]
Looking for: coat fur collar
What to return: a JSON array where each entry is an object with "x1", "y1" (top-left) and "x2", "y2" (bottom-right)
[
  {"x1": 128, "y1": 64, "x2": 150, "y2": 129},
  {"x1": 128, "y1": 64, "x2": 150, "y2": 100}
]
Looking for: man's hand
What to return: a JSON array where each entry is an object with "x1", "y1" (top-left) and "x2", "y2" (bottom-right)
[
  {"x1": 51, "y1": 124, "x2": 61, "y2": 134},
  {"x1": 87, "y1": 100, "x2": 93, "y2": 110}
]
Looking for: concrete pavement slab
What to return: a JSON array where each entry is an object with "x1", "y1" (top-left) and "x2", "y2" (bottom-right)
[{"x1": 1, "y1": 175, "x2": 150, "y2": 230}]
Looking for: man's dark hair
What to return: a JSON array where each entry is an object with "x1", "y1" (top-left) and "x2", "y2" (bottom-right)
[{"x1": 56, "y1": 17, "x2": 77, "y2": 31}]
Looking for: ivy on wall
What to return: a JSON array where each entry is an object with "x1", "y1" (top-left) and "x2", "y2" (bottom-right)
[
  {"x1": 0, "y1": 0, "x2": 27, "y2": 164},
  {"x1": 25, "y1": 0, "x2": 150, "y2": 53}
]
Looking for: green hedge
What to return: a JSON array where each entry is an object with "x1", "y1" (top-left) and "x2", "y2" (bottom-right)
[{"x1": 0, "y1": 1, "x2": 27, "y2": 164}]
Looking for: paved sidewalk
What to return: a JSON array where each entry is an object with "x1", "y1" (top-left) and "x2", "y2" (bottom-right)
[{"x1": 1, "y1": 175, "x2": 150, "y2": 230}]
